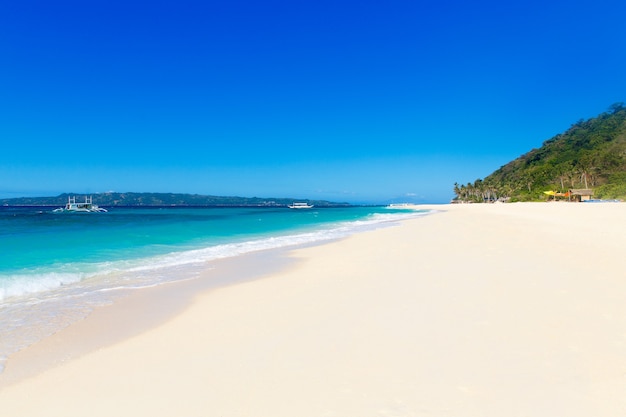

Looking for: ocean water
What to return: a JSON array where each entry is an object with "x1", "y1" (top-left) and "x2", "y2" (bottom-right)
[{"x1": 0, "y1": 205, "x2": 429, "y2": 372}]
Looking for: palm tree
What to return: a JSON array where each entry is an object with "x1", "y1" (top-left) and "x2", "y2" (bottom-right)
[{"x1": 453, "y1": 182, "x2": 461, "y2": 200}]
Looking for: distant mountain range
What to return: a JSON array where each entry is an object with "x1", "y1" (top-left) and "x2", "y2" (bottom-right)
[
  {"x1": 0, "y1": 192, "x2": 351, "y2": 208},
  {"x1": 453, "y1": 103, "x2": 626, "y2": 202}
]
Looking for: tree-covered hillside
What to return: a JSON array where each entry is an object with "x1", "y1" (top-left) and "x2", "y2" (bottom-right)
[
  {"x1": 0, "y1": 192, "x2": 349, "y2": 207},
  {"x1": 454, "y1": 103, "x2": 626, "y2": 202}
]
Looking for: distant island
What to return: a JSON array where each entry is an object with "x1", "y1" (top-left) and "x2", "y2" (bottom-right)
[
  {"x1": 0, "y1": 192, "x2": 351, "y2": 208},
  {"x1": 453, "y1": 103, "x2": 626, "y2": 202}
]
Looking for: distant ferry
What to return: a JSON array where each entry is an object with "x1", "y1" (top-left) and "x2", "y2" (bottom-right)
[
  {"x1": 288, "y1": 202, "x2": 314, "y2": 209},
  {"x1": 53, "y1": 196, "x2": 108, "y2": 213}
]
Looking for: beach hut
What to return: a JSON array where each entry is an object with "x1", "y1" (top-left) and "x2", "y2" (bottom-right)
[{"x1": 569, "y1": 189, "x2": 594, "y2": 202}]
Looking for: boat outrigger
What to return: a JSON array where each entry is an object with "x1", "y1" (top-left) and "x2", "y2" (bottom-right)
[
  {"x1": 288, "y1": 202, "x2": 314, "y2": 209},
  {"x1": 53, "y1": 196, "x2": 108, "y2": 213}
]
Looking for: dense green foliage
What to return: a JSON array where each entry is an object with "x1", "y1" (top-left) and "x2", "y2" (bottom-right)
[
  {"x1": 0, "y1": 192, "x2": 349, "y2": 207},
  {"x1": 453, "y1": 103, "x2": 626, "y2": 202}
]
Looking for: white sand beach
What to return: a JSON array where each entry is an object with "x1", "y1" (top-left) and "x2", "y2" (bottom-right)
[{"x1": 1, "y1": 202, "x2": 626, "y2": 416}]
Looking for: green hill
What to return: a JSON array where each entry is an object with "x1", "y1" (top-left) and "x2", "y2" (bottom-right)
[
  {"x1": 0, "y1": 192, "x2": 350, "y2": 208},
  {"x1": 453, "y1": 103, "x2": 626, "y2": 202}
]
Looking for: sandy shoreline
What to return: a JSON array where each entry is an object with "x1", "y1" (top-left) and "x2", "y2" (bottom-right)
[
  {"x1": 0, "y1": 249, "x2": 300, "y2": 387},
  {"x1": 1, "y1": 203, "x2": 626, "y2": 416}
]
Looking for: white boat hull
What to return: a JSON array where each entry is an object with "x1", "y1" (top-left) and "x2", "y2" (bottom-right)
[
  {"x1": 288, "y1": 202, "x2": 314, "y2": 209},
  {"x1": 53, "y1": 196, "x2": 108, "y2": 213}
]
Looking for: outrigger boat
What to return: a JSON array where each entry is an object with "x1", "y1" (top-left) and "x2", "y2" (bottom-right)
[{"x1": 53, "y1": 196, "x2": 108, "y2": 213}]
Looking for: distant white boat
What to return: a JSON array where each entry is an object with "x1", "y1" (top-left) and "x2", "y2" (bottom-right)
[
  {"x1": 53, "y1": 196, "x2": 108, "y2": 213},
  {"x1": 288, "y1": 202, "x2": 314, "y2": 209},
  {"x1": 386, "y1": 203, "x2": 413, "y2": 208}
]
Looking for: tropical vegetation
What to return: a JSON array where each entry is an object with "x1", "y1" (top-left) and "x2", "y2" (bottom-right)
[{"x1": 453, "y1": 103, "x2": 626, "y2": 202}]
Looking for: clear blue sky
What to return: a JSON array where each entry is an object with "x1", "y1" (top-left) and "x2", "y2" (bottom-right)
[{"x1": 2, "y1": 0, "x2": 626, "y2": 203}]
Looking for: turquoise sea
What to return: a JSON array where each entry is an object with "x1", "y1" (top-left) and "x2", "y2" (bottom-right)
[{"x1": 0, "y1": 205, "x2": 429, "y2": 372}]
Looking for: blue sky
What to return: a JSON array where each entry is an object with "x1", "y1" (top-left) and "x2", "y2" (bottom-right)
[{"x1": 2, "y1": 0, "x2": 626, "y2": 203}]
